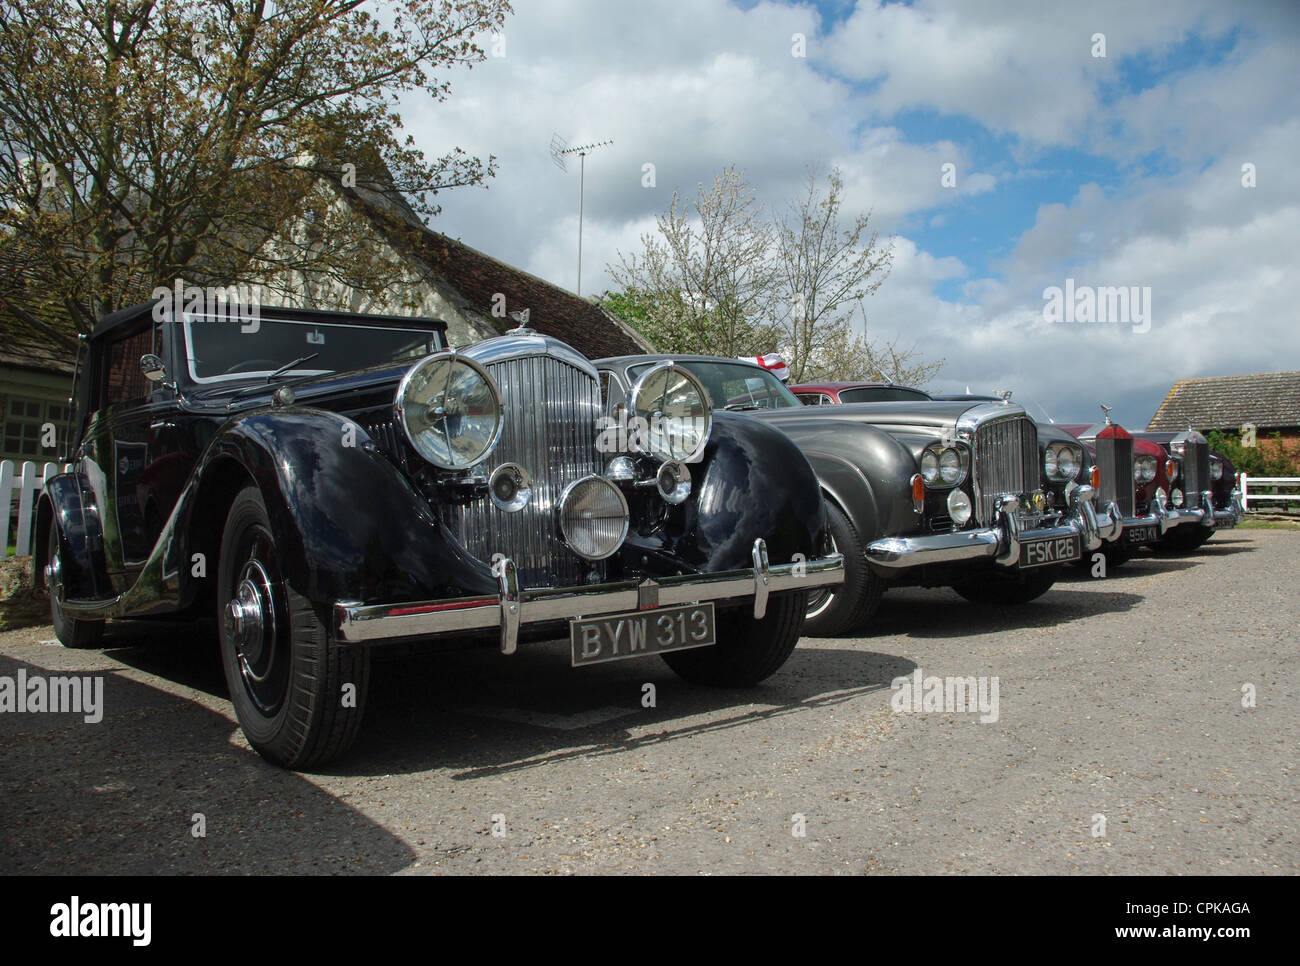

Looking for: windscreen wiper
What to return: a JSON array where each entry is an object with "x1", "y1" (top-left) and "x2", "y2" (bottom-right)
[{"x1": 267, "y1": 352, "x2": 320, "y2": 381}]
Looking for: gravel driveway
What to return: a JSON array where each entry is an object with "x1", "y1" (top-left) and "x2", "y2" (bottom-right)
[{"x1": 1, "y1": 529, "x2": 1294, "y2": 874}]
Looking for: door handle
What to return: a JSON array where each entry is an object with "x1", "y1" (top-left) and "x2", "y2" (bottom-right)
[{"x1": 150, "y1": 420, "x2": 175, "y2": 431}]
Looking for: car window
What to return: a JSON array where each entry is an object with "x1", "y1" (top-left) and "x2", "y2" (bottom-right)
[
  {"x1": 838, "y1": 387, "x2": 932, "y2": 403},
  {"x1": 626, "y1": 360, "x2": 801, "y2": 411},
  {"x1": 181, "y1": 315, "x2": 444, "y2": 383},
  {"x1": 102, "y1": 326, "x2": 158, "y2": 407},
  {"x1": 796, "y1": 393, "x2": 819, "y2": 406}
]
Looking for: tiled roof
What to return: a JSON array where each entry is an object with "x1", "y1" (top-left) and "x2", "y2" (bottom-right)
[
  {"x1": 336, "y1": 180, "x2": 648, "y2": 360},
  {"x1": 1147, "y1": 370, "x2": 1300, "y2": 431},
  {"x1": 0, "y1": 239, "x2": 79, "y2": 373}
]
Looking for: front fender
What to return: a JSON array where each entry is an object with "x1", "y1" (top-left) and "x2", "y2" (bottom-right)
[
  {"x1": 180, "y1": 408, "x2": 496, "y2": 613},
  {"x1": 761, "y1": 418, "x2": 919, "y2": 541},
  {"x1": 35, "y1": 473, "x2": 111, "y2": 600},
  {"x1": 647, "y1": 411, "x2": 825, "y2": 572}
]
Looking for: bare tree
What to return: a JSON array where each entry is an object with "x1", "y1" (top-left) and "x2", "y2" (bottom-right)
[
  {"x1": 0, "y1": 0, "x2": 510, "y2": 347},
  {"x1": 772, "y1": 166, "x2": 896, "y2": 384},
  {"x1": 606, "y1": 167, "x2": 779, "y2": 356}
]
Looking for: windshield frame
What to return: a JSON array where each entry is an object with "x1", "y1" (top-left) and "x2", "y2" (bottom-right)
[{"x1": 180, "y1": 313, "x2": 443, "y2": 385}]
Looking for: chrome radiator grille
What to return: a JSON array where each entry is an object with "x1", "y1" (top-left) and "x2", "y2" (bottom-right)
[
  {"x1": 1183, "y1": 440, "x2": 1210, "y2": 500},
  {"x1": 445, "y1": 353, "x2": 604, "y2": 589},
  {"x1": 1097, "y1": 436, "x2": 1135, "y2": 517},
  {"x1": 972, "y1": 415, "x2": 1039, "y2": 525}
]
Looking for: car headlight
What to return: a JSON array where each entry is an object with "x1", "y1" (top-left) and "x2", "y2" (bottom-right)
[
  {"x1": 1045, "y1": 442, "x2": 1082, "y2": 482},
  {"x1": 1133, "y1": 455, "x2": 1157, "y2": 484},
  {"x1": 947, "y1": 489, "x2": 972, "y2": 525},
  {"x1": 559, "y1": 475, "x2": 630, "y2": 560},
  {"x1": 1172, "y1": 488, "x2": 1184, "y2": 507},
  {"x1": 396, "y1": 352, "x2": 503, "y2": 470},
  {"x1": 1155, "y1": 486, "x2": 1168, "y2": 507},
  {"x1": 1210, "y1": 457, "x2": 1223, "y2": 481},
  {"x1": 920, "y1": 444, "x2": 967, "y2": 487},
  {"x1": 627, "y1": 362, "x2": 712, "y2": 463}
]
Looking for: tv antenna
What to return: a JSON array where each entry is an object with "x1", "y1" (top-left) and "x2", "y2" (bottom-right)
[{"x1": 550, "y1": 134, "x2": 613, "y2": 296}]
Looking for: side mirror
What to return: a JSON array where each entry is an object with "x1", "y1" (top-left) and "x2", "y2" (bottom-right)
[{"x1": 140, "y1": 353, "x2": 167, "y2": 383}]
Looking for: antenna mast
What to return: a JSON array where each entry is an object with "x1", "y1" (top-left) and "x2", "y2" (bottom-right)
[{"x1": 551, "y1": 135, "x2": 613, "y2": 296}]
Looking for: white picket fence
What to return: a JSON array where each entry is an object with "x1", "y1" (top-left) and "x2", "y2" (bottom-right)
[
  {"x1": 1238, "y1": 473, "x2": 1300, "y2": 512},
  {"x1": 1, "y1": 460, "x2": 70, "y2": 561}
]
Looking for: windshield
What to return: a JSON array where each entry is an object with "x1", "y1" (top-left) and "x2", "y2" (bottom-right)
[
  {"x1": 839, "y1": 386, "x2": 932, "y2": 403},
  {"x1": 628, "y1": 360, "x2": 801, "y2": 411},
  {"x1": 182, "y1": 314, "x2": 443, "y2": 383}
]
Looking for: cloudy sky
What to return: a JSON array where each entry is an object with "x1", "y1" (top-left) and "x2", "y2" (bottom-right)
[{"x1": 401, "y1": 0, "x2": 1300, "y2": 428}]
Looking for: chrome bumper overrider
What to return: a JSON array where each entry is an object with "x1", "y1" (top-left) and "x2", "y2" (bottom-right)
[
  {"x1": 1152, "y1": 489, "x2": 1243, "y2": 535},
  {"x1": 866, "y1": 486, "x2": 1119, "y2": 571},
  {"x1": 334, "y1": 538, "x2": 844, "y2": 653}
]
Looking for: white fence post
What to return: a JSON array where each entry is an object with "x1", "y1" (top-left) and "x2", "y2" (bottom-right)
[
  {"x1": 2, "y1": 459, "x2": 66, "y2": 561},
  {"x1": 1240, "y1": 471, "x2": 1249, "y2": 511}
]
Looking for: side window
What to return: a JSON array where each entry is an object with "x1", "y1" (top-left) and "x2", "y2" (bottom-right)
[
  {"x1": 820, "y1": 394, "x2": 835, "y2": 406},
  {"x1": 796, "y1": 393, "x2": 818, "y2": 406},
  {"x1": 101, "y1": 327, "x2": 158, "y2": 408}
]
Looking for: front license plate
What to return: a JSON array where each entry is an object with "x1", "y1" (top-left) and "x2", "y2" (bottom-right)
[
  {"x1": 571, "y1": 603, "x2": 716, "y2": 667},
  {"x1": 1126, "y1": 524, "x2": 1158, "y2": 545},
  {"x1": 1018, "y1": 534, "x2": 1081, "y2": 568}
]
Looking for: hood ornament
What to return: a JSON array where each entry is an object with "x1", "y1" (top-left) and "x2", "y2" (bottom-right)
[
  {"x1": 993, "y1": 389, "x2": 1013, "y2": 404},
  {"x1": 1099, "y1": 402, "x2": 1113, "y2": 425},
  {"x1": 507, "y1": 309, "x2": 534, "y2": 335}
]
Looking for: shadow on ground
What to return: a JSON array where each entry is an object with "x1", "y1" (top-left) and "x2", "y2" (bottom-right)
[{"x1": 0, "y1": 650, "x2": 415, "y2": 875}]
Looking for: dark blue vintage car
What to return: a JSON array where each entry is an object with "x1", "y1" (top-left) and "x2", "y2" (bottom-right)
[{"x1": 36, "y1": 302, "x2": 843, "y2": 767}]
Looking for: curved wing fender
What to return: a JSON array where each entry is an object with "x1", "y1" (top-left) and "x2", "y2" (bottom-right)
[
  {"x1": 663, "y1": 412, "x2": 826, "y2": 572},
  {"x1": 773, "y1": 420, "x2": 920, "y2": 541},
  {"x1": 176, "y1": 408, "x2": 497, "y2": 613},
  {"x1": 35, "y1": 473, "x2": 111, "y2": 600}
]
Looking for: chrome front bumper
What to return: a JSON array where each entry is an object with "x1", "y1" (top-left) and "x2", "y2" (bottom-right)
[
  {"x1": 866, "y1": 486, "x2": 1118, "y2": 571},
  {"x1": 1154, "y1": 489, "x2": 1243, "y2": 534},
  {"x1": 334, "y1": 538, "x2": 844, "y2": 653}
]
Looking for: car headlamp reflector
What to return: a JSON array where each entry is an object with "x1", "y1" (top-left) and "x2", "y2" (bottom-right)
[
  {"x1": 1172, "y1": 488, "x2": 1184, "y2": 507},
  {"x1": 920, "y1": 449, "x2": 940, "y2": 483},
  {"x1": 559, "y1": 475, "x2": 630, "y2": 560},
  {"x1": 627, "y1": 363, "x2": 712, "y2": 463},
  {"x1": 396, "y1": 352, "x2": 503, "y2": 470},
  {"x1": 939, "y1": 447, "x2": 963, "y2": 484},
  {"x1": 488, "y1": 463, "x2": 532, "y2": 512},
  {"x1": 947, "y1": 489, "x2": 972, "y2": 525}
]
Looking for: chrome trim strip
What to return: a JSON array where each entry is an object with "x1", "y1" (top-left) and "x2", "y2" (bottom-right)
[
  {"x1": 751, "y1": 538, "x2": 771, "y2": 619},
  {"x1": 334, "y1": 546, "x2": 846, "y2": 644}
]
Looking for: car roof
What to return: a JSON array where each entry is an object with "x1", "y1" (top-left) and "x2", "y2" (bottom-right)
[
  {"x1": 90, "y1": 300, "x2": 449, "y2": 343},
  {"x1": 789, "y1": 381, "x2": 914, "y2": 392},
  {"x1": 596, "y1": 354, "x2": 764, "y2": 369}
]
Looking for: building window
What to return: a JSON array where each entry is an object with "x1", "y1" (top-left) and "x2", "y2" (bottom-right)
[{"x1": 3, "y1": 396, "x2": 67, "y2": 458}]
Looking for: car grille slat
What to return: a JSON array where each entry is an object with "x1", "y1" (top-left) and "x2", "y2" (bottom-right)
[
  {"x1": 972, "y1": 415, "x2": 1039, "y2": 525},
  {"x1": 446, "y1": 353, "x2": 603, "y2": 589},
  {"x1": 1183, "y1": 439, "x2": 1209, "y2": 500},
  {"x1": 1097, "y1": 436, "x2": 1135, "y2": 516}
]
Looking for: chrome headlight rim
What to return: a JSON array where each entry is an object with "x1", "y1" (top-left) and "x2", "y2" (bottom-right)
[
  {"x1": 1133, "y1": 454, "x2": 1158, "y2": 484},
  {"x1": 558, "y1": 474, "x2": 630, "y2": 561},
  {"x1": 921, "y1": 443, "x2": 968, "y2": 488},
  {"x1": 946, "y1": 488, "x2": 972, "y2": 526},
  {"x1": 626, "y1": 361, "x2": 712, "y2": 464},
  {"x1": 1044, "y1": 441, "x2": 1083, "y2": 482},
  {"x1": 395, "y1": 351, "x2": 504, "y2": 471},
  {"x1": 488, "y1": 462, "x2": 532, "y2": 512}
]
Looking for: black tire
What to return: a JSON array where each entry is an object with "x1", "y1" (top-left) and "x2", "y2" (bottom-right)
[
  {"x1": 46, "y1": 525, "x2": 105, "y2": 649},
  {"x1": 1158, "y1": 527, "x2": 1212, "y2": 553},
  {"x1": 217, "y1": 485, "x2": 369, "y2": 768},
  {"x1": 952, "y1": 567, "x2": 1060, "y2": 606},
  {"x1": 804, "y1": 501, "x2": 884, "y2": 636},
  {"x1": 662, "y1": 590, "x2": 808, "y2": 687}
]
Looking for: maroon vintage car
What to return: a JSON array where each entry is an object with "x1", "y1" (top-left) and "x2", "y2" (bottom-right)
[{"x1": 790, "y1": 381, "x2": 934, "y2": 405}]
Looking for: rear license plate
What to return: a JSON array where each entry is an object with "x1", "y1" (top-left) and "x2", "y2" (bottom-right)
[
  {"x1": 1126, "y1": 524, "x2": 1158, "y2": 544},
  {"x1": 1018, "y1": 534, "x2": 1080, "y2": 568},
  {"x1": 571, "y1": 603, "x2": 716, "y2": 667}
]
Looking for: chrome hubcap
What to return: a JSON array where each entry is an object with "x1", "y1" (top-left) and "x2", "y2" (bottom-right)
[{"x1": 224, "y1": 559, "x2": 276, "y2": 683}]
